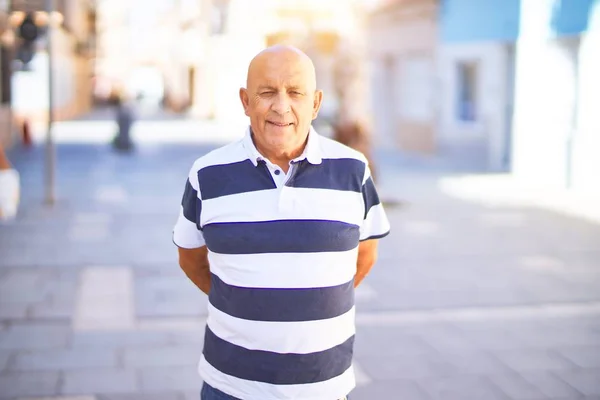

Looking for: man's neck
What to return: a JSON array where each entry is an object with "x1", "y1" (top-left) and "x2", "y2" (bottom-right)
[{"x1": 251, "y1": 133, "x2": 308, "y2": 172}]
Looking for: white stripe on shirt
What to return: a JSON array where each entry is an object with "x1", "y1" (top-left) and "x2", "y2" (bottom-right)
[
  {"x1": 208, "y1": 248, "x2": 358, "y2": 289},
  {"x1": 199, "y1": 355, "x2": 355, "y2": 400},
  {"x1": 207, "y1": 303, "x2": 356, "y2": 354},
  {"x1": 200, "y1": 188, "x2": 364, "y2": 228}
]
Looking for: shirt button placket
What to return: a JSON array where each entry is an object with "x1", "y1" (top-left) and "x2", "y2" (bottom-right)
[{"x1": 278, "y1": 185, "x2": 294, "y2": 212}]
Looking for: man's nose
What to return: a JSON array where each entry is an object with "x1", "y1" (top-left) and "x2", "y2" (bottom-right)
[{"x1": 271, "y1": 93, "x2": 291, "y2": 115}]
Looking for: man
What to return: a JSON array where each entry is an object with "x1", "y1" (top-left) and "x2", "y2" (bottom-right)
[{"x1": 173, "y1": 45, "x2": 390, "y2": 400}]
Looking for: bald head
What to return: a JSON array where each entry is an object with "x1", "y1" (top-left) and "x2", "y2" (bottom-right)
[
  {"x1": 246, "y1": 45, "x2": 317, "y2": 92},
  {"x1": 239, "y1": 45, "x2": 324, "y2": 165}
]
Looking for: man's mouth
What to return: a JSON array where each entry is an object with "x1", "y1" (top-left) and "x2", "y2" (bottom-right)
[{"x1": 268, "y1": 121, "x2": 294, "y2": 127}]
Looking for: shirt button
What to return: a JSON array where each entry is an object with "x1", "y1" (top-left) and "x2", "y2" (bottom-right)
[{"x1": 274, "y1": 170, "x2": 281, "y2": 175}]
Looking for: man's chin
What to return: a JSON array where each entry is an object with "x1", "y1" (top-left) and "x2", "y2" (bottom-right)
[{"x1": 264, "y1": 128, "x2": 297, "y2": 141}]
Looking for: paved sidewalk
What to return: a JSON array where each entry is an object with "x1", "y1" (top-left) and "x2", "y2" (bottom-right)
[{"x1": 0, "y1": 131, "x2": 599, "y2": 399}]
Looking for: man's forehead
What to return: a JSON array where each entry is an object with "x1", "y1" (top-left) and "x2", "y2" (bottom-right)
[
  {"x1": 256, "y1": 77, "x2": 307, "y2": 88},
  {"x1": 250, "y1": 70, "x2": 310, "y2": 89},
  {"x1": 246, "y1": 47, "x2": 316, "y2": 90}
]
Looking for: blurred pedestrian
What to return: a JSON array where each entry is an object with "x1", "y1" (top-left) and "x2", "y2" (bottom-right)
[
  {"x1": 0, "y1": 142, "x2": 20, "y2": 221},
  {"x1": 173, "y1": 45, "x2": 390, "y2": 400},
  {"x1": 109, "y1": 89, "x2": 135, "y2": 151},
  {"x1": 333, "y1": 120, "x2": 377, "y2": 182}
]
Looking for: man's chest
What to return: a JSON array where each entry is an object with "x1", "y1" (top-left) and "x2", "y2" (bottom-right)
[{"x1": 200, "y1": 188, "x2": 364, "y2": 255}]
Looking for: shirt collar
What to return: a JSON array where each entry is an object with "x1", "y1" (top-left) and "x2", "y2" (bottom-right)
[{"x1": 242, "y1": 125, "x2": 322, "y2": 167}]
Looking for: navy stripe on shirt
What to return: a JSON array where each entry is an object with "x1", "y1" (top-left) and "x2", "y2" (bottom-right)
[
  {"x1": 198, "y1": 160, "x2": 276, "y2": 200},
  {"x1": 203, "y1": 220, "x2": 360, "y2": 255},
  {"x1": 288, "y1": 158, "x2": 365, "y2": 192},
  {"x1": 209, "y1": 273, "x2": 354, "y2": 322},
  {"x1": 197, "y1": 158, "x2": 366, "y2": 201},
  {"x1": 362, "y1": 176, "x2": 381, "y2": 218},
  {"x1": 181, "y1": 179, "x2": 201, "y2": 228},
  {"x1": 203, "y1": 326, "x2": 354, "y2": 385}
]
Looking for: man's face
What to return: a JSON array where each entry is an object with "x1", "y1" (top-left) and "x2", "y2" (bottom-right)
[{"x1": 240, "y1": 51, "x2": 323, "y2": 154}]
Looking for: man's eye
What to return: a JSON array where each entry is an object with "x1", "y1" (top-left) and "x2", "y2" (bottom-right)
[
  {"x1": 260, "y1": 92, "x2": 274, "y2": 95},
  {"x1": 290, "y1": 91, "x2": 303, "y2": 95}
]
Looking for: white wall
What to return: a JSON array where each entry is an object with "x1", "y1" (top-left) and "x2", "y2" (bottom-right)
[
  {"x1": 11, "y1": 52, "x2": 75, "y2": 113},
  {"x1": 368, "y1": 57, "x2": 394, "y2": 147},
  {"x1": 11, "y1": 28, "x2": 78, "y2": 116},
  {"x1": 511, "y1": 37, "x2": 579, "y2": 188},
  {"x1": 438, "y1": 42, "x2": 510, "y2": 171},
  {"x1": 367, "y1": 6, "x2": 437, "y2": 149},
  {"x1": 369, "y1": 16, "x2": 437, "y2": 55},
  {"x1": 509, "y1": 0, "x2": 600, "y2": 191},
  {"x1": 397, "y1": 56, "x2": 435, "y2": 124},
  {"x1": 369, "y1": 54, "x2": 437, "y2": 147},
  {"x1": 571, "y1": 4, "x2": 600, "y2": 194},
  {"x1": 207, "y1": 36, "x2": 266, "y2": 127},
  {"x1": 312, "y1": 53, "x2": 337, "y2": 122},
  {"x1": 63, "y1": 0, "x2": 88, "y2": 41}
]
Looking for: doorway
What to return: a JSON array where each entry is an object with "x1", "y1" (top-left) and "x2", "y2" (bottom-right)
[{"x1": 188, "y1": 66, "x2": 196, "y2": 108}]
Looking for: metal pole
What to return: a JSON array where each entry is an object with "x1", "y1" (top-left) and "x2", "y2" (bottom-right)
[{"x1": 45, "y1": 0, "x2": 55, "y2": 205}]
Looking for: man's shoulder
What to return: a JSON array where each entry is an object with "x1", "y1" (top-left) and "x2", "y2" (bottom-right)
[
  {"x1": 317, "y1": 134, "x2": 368, "y2": 164},
  {"x1": 189, "y1": 139, "x2": 246, "y2": 174}
]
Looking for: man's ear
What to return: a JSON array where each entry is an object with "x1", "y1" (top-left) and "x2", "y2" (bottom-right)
[
  {"x1": 239, "y1": 88, "x2": 250, "y2": 116},
  {"x1": 312, "y1": 90, "x2": 323, "y2": 120}
]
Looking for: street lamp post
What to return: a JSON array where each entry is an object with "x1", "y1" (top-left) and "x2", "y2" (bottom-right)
[{"x1": 45, "y1": 0, "x2": 55, "y2": 205}]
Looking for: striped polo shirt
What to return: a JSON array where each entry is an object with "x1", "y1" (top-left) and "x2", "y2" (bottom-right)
[{"x1": 173, "y1": 126, "x2": 390, "y2": 400}]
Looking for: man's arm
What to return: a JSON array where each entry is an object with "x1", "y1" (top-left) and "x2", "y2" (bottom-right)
[
  {"x1": 0, "y1": 144, "x2": 11, "y2": 170},
  {"x1": 355, "y1": 239, "x2": 378, "y2": 288},
  {"x1": 178, "y1": 245, "x2": 211, "y2": 295}
]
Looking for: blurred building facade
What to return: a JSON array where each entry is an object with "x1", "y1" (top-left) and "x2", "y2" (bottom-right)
[
  {"x1": 94, "y1": 0, "x2": 268, "y2": 121},
  {"x1": 366, "y1": 0, "x2": 518, "y2": 167},
  {"x1": 95, "y1": 0, "x2": 212, "y2": 114},
  {"x1": 438, "y1": 0, "x2": 519, "y2": 171},
  {"x1": 512, "y1": 0, "x2": 600, "y2": 194},
  {"x1": 367, "y1": 0, "x2": 438, "y2": 153},
  {"x1": 9, "y1": 0, "x2": 95, "y2": 128},
  {"x1": 94, "y1": 0, "x2": 367, "y2": 127},
  {"x1": 369, "y1": 0, "x2": 599, "y2": 194}
]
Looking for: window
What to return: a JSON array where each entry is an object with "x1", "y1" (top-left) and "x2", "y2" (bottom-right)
[{"x1": 456, "y1": 61, "x2": 478, "y2": 122}]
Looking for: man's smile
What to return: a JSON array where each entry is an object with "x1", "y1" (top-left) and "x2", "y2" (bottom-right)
[{"x1": 267, "y1": 121, "x2": 294, "y2": 127}]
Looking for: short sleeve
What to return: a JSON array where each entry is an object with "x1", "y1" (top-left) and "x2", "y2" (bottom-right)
[
  {"x1": 172, "y1": 165, "x2": 205, "y2": 248},
  {"x1": 360, "y1": 165, "x2": 390, "y2": 241}
]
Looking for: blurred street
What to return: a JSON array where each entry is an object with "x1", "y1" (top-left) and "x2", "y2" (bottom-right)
[{"x1": 0, "y1": 119, "x2": 599, "y2": 400}]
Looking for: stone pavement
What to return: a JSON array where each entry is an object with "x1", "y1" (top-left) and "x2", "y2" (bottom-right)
[{"x1": 1, "y1": 128, "x2": 599, "y2": 400}]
